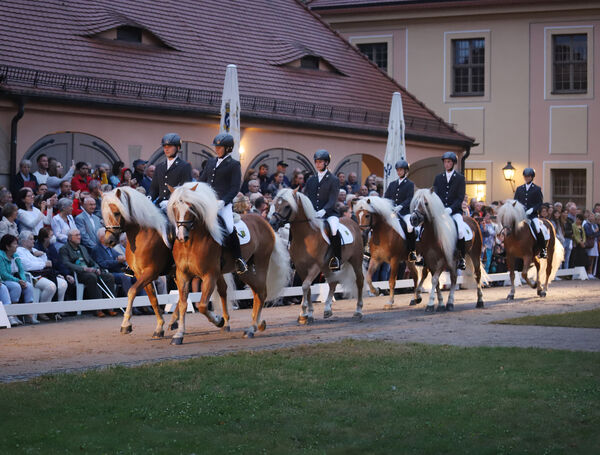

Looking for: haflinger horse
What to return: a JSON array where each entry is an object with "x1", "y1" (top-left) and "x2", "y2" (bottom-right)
[
  {"x1": 167, "y1": 182, "x2": 291, "y2": 345},
  {"x1": 354, "y1": 196, "x2": 421, "y2": 309},
  {"x1": 269, "y1": 188, "x2": 365, "y2": 323},
  {"x1": 496, "y1": 200, "x2": 564, "y2": 300},
  {"x1": 409, "y1": 188, "x2": 486, "y2": 312},
  {"x1": 102, "y1": 187, "x2": 174, "y2": 338}
]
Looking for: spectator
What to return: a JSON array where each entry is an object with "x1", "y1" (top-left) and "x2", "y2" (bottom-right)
[
  {"x1": 35, "y1": 227, "x2": 75, "y2": 298},
  {"x1": 40, "y1": 191, "x2": 58, "y2": 227},
  {"x1": 550, "y1": 207, "x2": 565, "y2": 261},
  {"x1": 240, "y1": 168, "x2": 258, "y2": 195},
  {"x1": 257, "y1": 164, "x2": 270, "y2": 194},
  {"x1": 71, "y1": 161, "x2": 92, "y2": 193},
  {"x1": 59, "y1": 229, "x2": 116, "y2": 311},
  {"x1": 101, "y1": 183, "x2": 113, "y2": 193},
  {"x1": 246, "y1": 179, "x2": 261, "y2": 197},
  {"x1": 290, "y1": 170, "x2": 305, "y2": 190},
  {"x1": 583, "y1": 211, "x2": 599, "y2": 279},
  {"x1": 267, "y1": 172, "x2": 288, "y2": 195},
  {"x1": 75, "y1": 197, "x2": 103, "y2": 251},
  {"x1": 233, "y1": 193, "x2": 251, "y2": 214},
  {"x1": 16, "y1": 187, "x2": 45, "y2": 236},
  {"x1": 109, "y1": 161, "x2": 124, "y2": 188},
  {"x1": 570, "y1": 213, "x2": 588, "y2": 268},
  {"x1": 58, "y1": 179, "x2": 76, "y2": 200},
  {"x1": 12, "y1": 158, "x2": 38, "y2": 198},
  {"x1": 338, "y1": 204, "x2": 352, "y2": 220},
  {"x1": 51, "y1": 198, "x2": 77, "y2": 251},
  {"x1": 1, "y1": 281, "x2": 22, "y2": 326},
  {"x1": 359, "y1": 185, "x2": 369, "y2": 197},
  {"x1": 539, "y1": 203, "x2": 550, "y2": 220},
  {"x1": 480, "y1": 208, "x2": 496, "y2": 273},
  {"x1": 566, "y1": 201, "x2": 577, "y2": 223},
  {"x1": 560, "y1": 208, "x2": 574, "y2": 269},
  {"x1": 251, "y1": 196, "x2": 268, "y2": 217},
  {"x1": 92, "y1": 163, "x2": 110, "y2": 185},
  {"x1": 46, "y1": 160, "x2": 75, "y2": 194},
  {"x1": 88, "y1": 180, "x2": 103, "y2": 218},
  {"x1": 119, "y1": 168, "x2": 137, "y2": 188},
  {"x1": 192, "y1": 168, "x2": 200, "y2": 182},
  {"x1": 0, "y1": 203, "x2": 19, "y2": 239},
  {"x1": 93, "y1": 228, "x2": 132, "y2": 309},
  {"x1": 337, "y1": 189, "x2": 347, "y2": 204},
  {"x1": 0, "y1": 188, "x2": 13, "y2": 212},
  {"x1": 33, "y1": 154, "x2": 49, "y2": 185},
  {"x1": 336, "y1": 172, "x2": 346, "y2": 189},
  {"x1": 268, "y1": 161, "x2": 290, "y2": 186},
  {"x1": 131, "y1": 159, "x2": 147, "y2": 185},
  {"x1": 17, "y1": 230, "x2": 68, "y2": 311},
  {"x1": 0, "y1": 234, "x2": 36, "y2": 323},
  {"x1": 347, "y1": 172, "x2": 360, "y2": 194},
  {"x1": 140, "y1": 165, "x2": 154, "y2": 194},
  {"x1": 36, "y1": 183, "x2": 48, "y2": 197},
  {"x1": 594, "y1": 203, "x2": 600, "y2": 215}
]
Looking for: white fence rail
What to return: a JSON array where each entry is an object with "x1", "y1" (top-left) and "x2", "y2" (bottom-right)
[{"x1": 0, "y1": 267, "x2": 589, "y2": 329}]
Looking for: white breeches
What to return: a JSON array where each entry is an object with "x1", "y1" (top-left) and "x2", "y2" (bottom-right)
[
  {"x1": 35, "y1": 276, "x2": 67, "y2": 302},
  {"x1": 402, "y1": 214, "x2": 414, "y2": 233},
  {"x1": 326, "y1": 216, "x2": 340, "y2": 235},
  {"x1": 451, "y1": 213, "x2": 466, "y2": 239},
  {"x1": 218, "y1": 203, "x2": 234, "y2": 234},
  {"x1": 531, "y1": 218, "x2": 550, "y2": 240}
]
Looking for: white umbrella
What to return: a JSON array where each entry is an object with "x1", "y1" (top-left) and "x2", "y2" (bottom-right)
[
  {"x1": 383, "y1": 91, "x2": 407, "y2": 191},
  {"x1": 220, "y1": 64, "x2": 241, "y2": 161}
]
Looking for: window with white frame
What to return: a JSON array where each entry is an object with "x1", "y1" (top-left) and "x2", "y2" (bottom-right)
[
  {"x1": 452, "y1": 38, "x2": 485, "y2": 96},
  {"x1": 552, "y1": 34, "x2": 587, "y2": 94}
]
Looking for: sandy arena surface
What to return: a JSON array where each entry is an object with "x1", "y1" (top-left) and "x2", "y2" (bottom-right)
[{"x1": 1, "y1": 280, "x2": 600, "y2": 382}]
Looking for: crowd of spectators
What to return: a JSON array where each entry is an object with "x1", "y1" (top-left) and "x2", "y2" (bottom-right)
[{"x1": 2, "y1": 154, "x2": 600, "y2": 326}]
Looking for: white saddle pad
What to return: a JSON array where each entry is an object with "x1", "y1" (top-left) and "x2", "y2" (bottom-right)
[
  {"x1": 528, "y1": 219, "x2": 550, "y2": 240},
  {"x1": 234, "y1": 219, "x2": 251, "y2": 245},
  {"x1": 463, "y1": 222, "x2": 473, "y2": 242},
  {"x1": 320, "y1": 223, "x2": 354, "y2": 245}
]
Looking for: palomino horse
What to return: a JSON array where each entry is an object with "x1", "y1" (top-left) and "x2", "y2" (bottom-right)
[
  {"x1": 269, "y1": 188, "x2": 365, "y2": 323},
  {"x1": 167, "y1": 182, "x2": 290, "y2": 344},
  {"x1": 354, "y1": 196, "x2": 421, "y2": 309},
  {"x1": 410, "y1": 188, "x2": 485, "y2": 312},
  {"x1": 102, "y1": 187, "x2": 174, "y2": 338},
  {"x1": 496, "y1": 200, "x2": 564, "y2": 300}
]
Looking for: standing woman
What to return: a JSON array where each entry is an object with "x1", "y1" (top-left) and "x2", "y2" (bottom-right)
[
  {"x1": 51, "y1": 198, "x2": 77, "y2": 251},
  {"x1": 16, "y1": 187, "x2": 45, "y2": 236},
  {"x1": 570, "y1": 213, "x2": 588, "y2": 268},
  {"x1": 583, "y1": 211, "x2": 599, "y2": 279},
  {"x1": 46, "y1": 160, "x2": 75, "y2": 194},
  {"x1": 0, "y1": 234, "x2": 37, "y2": 323},
  {"x1": 109, "y1": 161, "x2": 124, "y2": 188},
  {"x1": 560, "y1": 208, "x2": 573, "y2": 269}
]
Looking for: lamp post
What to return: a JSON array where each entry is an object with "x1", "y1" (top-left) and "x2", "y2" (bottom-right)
[{"x1": 502, "y1": 161, "x2": 516, "y2": 191}]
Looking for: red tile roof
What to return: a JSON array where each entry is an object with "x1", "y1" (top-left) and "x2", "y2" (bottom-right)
[{"x1": 0, "y1": 0, "x2": 473, "y2": 146}]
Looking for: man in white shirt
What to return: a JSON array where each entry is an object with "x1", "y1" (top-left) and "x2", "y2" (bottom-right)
[{"x1": 33, "y1": 154, "x2": 49, "y2": 185}]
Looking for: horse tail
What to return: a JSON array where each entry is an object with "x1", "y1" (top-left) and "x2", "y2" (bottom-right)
[
  {"x1": 330, "y1": 261, "x2": 365, "y2": 299},
  {"x1": 547, "y1": 223, "x2": 564, "y2": 283},
  {"x1": 265, "y1": 233, "x2": 292, "y2": 302},
  {"x1": 210, "y1": 273, "x2": 237, "y2": 312}
]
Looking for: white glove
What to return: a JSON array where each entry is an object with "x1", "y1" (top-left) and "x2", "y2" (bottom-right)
[
  {"x1": 316, "y1": 209, "x2": 326, "y2": 218},
  {"x1": 393, "y1": 205, "x2": 403, "y2": 214},
  {"x1": 159, "y1": 200, "x2": 169, "y2": 210},
  {"x1": 526, "y1": 208, "x2": 533, "y2": 215},
  {"x1": 217, "y1": 200, "x2": 225, "y2": 210},
  {"x1": 445, "y1": 207, "x2": 452, "y2": 214}
]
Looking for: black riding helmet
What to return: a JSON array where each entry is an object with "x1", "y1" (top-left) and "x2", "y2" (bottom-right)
[
  {"x1": 213, "y1": 133, "x2": 235, "y2": 154},
  {"x1": 161, "y1": 133, "x2": 182, "y2": 148},
  {"x1": 523, "y1": 167, "x2": 536, "y2": 178},
  {"x1": 441, "y1": 151, "x2": 457, "y2": 163},
  {"x1": 395, "y1": 159, "x2": 409, "y2": 171},
  {"x1": 314, "y1": 149, "x2": 331, "y2": 164}
]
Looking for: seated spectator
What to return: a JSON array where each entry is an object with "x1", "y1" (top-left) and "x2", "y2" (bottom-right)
[
  {"x1": 71, "y1": 161, "x2": 92, "y2": 193},
  {"x1": 16, "y1": 187, "x2": 45, "y2": 236},
  {"x1": 119, "y1": 168, "x2": 138, "y2": 188},
  {"x1": 17, "y1": 230, "x2": 67, "y2": 313},
  {"x1": 1, "y1": 281, "x2": 22, "y2": 326},
  {"x1": 250, "y1": 196, "x2": 268, "y2": 217},
  {"x1": 267, "y1": 172, "x2": 288, "y2": 195},
  {"x1": 0, "y1": 234, "x2": 37, "y2": 323},
  {"x1": 93, "y1": 228, "x2": 133, "y2": 301},
  {"x1": 246, "y1": 179, "x2": 261, "y2": 197},
  {"x1": 358, "y1": 185, "x2": 369, "y2": 197},
  {"x1": 39, "y1": 191, "x2": 58, "y2": 228},
  {"x1": 51, "y1": 198, "x2": 77, "y2": 251},
  {"x1": 112, "y1": 232, "x2": 128, "y2": 257},
  {"x1": 347, "y1": 172, "x2": 360, "y2": 194},
  {"x1": 33, "y1": 154, "x2": 49, "y2": 185},
  {"x1": 131, "y1": 159, "x2": 147, "y2": 186},
  {"x1": 36, "y1": 183, "x2": 48, "y2": 197},
  {"x1": 337, "y1": 189, "x2": 347, "y2": 204},
  {"x1": 59, "y1": 229, "x2": 116, "y2": 314},
  {"x1": 290, "y1": 170, "x2": 305, "y2": 190},
  {"x1": 46, "y1": 160, "x2": 75, "y2": 194},
  {"x1": 140, "y1": 165, "x2": 154, "y2": 193},
  {"x1": 75, "y1": 197, "x2": 103, "y2": 251},
  {"x1": 0, "y1": 203, "x2": 19, "y2": 239},
  {"x1": 12, "y1": 159, "x2": 38, "y2": 199},
  {"x1": 87, "y1": 180, "x2": 103, "y2": 218},
  {"x1": 101, "y1": 183, "x2": 113, "y2": 193},
  {"x1": 233, "y1": 193, "x2": 251, "y2": 214},
  {"x1": 240, "y1": 168, "x2": 258, "y2": 195},
  {"x1": 109, "y1": 161, "x2": 124, "y2": 188},
  {"x1": 0, "y1": 188, "x2": 13, "y2": 213},
  {"x1": 35, "y1": 227, "x2": 76, "y2": 299}
]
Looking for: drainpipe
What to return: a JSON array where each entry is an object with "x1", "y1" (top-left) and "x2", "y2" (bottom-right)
[
  {"x1": 460, "y1": 145, "x2": 471, "y2": 175},
  {"x1": 9, "y1": 98, "x2": 25, "y2": 192}
]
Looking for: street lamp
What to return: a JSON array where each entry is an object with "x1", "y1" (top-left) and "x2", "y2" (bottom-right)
[{"x1": 502, "y1": 161, "x2": 516, "y2": 191}]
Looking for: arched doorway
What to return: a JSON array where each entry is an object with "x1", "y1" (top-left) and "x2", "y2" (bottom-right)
[
  {"x1": 149, "y1": 142, "x2": 215, "y2": 170},
  {"x1": 409, "y1": 157, "x2": 443, "y2": 190},
  {"x1": 334, "y1": 153, "x2": 383, "y2": 185},
  {"x1": 25, "y1": 132, "x2": 120, "y2": 168},
  {"x1": 248, "y1": 148, "x2": 316, "y2": 180}
]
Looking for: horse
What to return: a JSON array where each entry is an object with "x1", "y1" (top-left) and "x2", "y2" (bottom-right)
[
  {"x1": 354, "y1": 196, "x2": 421, "y2": 309},
  {"x1": 496, "y1": 200, "x2": 564, "y2": 300},
  {"x1": 409, "y1": 188, "x2": 486, "y2": 312},
  {"x1": 167, "y1": 182, "x2": 291, "y2": 344},
  {"x1": 102, "y1": 186, "x2": 175, "y2": 339},
  {"x1": 269, "y1": 188, "x2": 365, "y2": 323}
]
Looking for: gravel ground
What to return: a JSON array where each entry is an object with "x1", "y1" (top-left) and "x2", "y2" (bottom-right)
[{"x1": 1, "y1": 279, "x2": 599, "y2": 382}]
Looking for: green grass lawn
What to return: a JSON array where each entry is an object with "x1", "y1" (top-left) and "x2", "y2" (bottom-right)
[
  {"x1": 1, "y1": 340, "x2": 599, "y2": 454},
  {"x1": 493, "y1": 308, "x2": 600, "y2": 329}
]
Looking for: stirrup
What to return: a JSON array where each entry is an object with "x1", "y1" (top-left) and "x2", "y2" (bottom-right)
[
  {"x1": 408, "y1": 251, "x2": 417, "y2": 261},
  {"x1": 457, "y1": 257, "x2": 466, "y2": 270},
  {"x1": 538, "y1": 248, "x2": 547, "y2": 259},
  {"x1": 329, "y1": 257, "x2": 341, "y2": 271},
  {"x1": 235, "y1": 258, "x2": 248, "y2": 275},
  {"x1": 123, "y1": 267, "x2": 135, "y2": 277}
]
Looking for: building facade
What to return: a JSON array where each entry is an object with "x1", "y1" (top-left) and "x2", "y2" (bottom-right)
[{"x1": 312, "y1": 0, "x2": 600, "y2": 207}]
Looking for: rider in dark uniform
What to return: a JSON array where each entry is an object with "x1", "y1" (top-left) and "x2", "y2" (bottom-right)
[
  {"x1": 384, "y1": 159, "x2": 416, "y2": 261},
  {"x1": 198, "y1": 133, "x2": 247, "y2": 274},
  {"x1": 303, "y1": 149, "x2": 341, "y2": 271},
  {"x1": 150, "y1": 133, "x2": 193, "y2": 207},
  {"x1": 514, "y1": 167, "x2": 547, "y2": 258},
  {"x1": 433, "y1": 151, "x2": 467, "y2": 270}
]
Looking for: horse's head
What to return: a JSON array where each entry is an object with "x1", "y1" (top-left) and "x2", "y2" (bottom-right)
[
  {"x1": 102, "y1": 189, "x2": 126, "y2": 247},
  {"x1": 354, "y1": 198, "x2": 374, "y2": 232},
  {"x1": 269, "y1": 189, "x2": 297, "y2": 230},
  {"x1": 409, "y1": 189, "x2": 432, "y2": 228},
  {"x1": 170, "y1": 184, "x2": 199, "y2": 243}
]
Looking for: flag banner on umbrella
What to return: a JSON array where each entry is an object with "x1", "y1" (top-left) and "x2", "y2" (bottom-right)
[
  {"x1": 383, "y1": 91, "x2": 407, "y2": 191},
  {"x1": 220, "y1": 64, "x2": 241, "y2": 161}
]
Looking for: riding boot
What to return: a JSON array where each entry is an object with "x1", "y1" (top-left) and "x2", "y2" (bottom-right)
[
  {"x1": 329, "y1": 232, "x2": 342, "y2": 271},
  {"x1": 228, "y1": 229, "x2": 248, "y2": 275},
  {"x1": 406, "y1": 230, "x2": 417, "y2": 261},
  {"x1": 535, "y1": 229, "x2": 548, "y2": 258},
  {"x1": 457, "y1": 238, "x2": 466, "y2": 270}
]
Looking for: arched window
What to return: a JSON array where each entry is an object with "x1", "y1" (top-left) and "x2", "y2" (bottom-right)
[
  {"x1": 334, "y1": 153, "x2": 383, "y2": 186},
  {"x1": 148, "y1": 142, "x2": 215, "y2": 171},
  {"x1": 247, "y1": 148, "x2": 316, "y2": 180}
]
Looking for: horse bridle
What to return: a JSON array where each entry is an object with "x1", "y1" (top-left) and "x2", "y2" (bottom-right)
[
  {"x1": 356, "y1": 209, "x2": 373, "y2": 230},
  {"x1": 105, "y1": 212, "x2": 125, "y2": 237},
  {"x1": 175, "y1": 205, "x2": 200, "y2": 232}
]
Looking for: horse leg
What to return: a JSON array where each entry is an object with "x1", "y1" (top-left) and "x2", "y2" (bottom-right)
[
  {"x1": 299, "y1": 265, "x2": 320, "y2": 325},
  {"x1": 366, "y1": 257, "x2": 381, "y2": 296},
  {"x1": 475, "y1": 254, "x2": 484, "y2": 308},
  {"x1": 119, "y1": 275, "x2": 142, "y2": 335},
  {"x1": 216, "y1": 274, "x2": 230, "y2": 331},
  {"x1": 171, "y1": 270, "x2": 190, "y2": 345},
  {"x1": 143, "y1": 282, "x2": 165, "y2": 339},
  {"x1": 507, "y1": 257, "x2": 516, "y2": 300},
  {"x1": 446, "y1": 269, "x2": 457, "y2": 311},
  {"x1": 435, "y1": 281, "x2": 445, "y2": 311},
  {"x1": 323, "y1": 281, "x2": 337, "y2": 319},
  {"x1": 407, "y1": 261, "x2": 422, "y2": 306},
  {"x1": 532, "y1": 256, "x2": 544, "y2": 296},
  {"x1": 244, "y1": 287, "x2": 267, "y2": 338},
  {"x1": 541, "y1": 242, "x2": 554, "y2": 297},
  {"x1": 383, "y1": 259, "x2": 398, "y2": 310},
  {"x1": 425, "y1": 270, "x2": 440, "y2": 313},
  {"x1": 522, "y1": 255, "x2": 537, "y2": 289},
  {"x1": 196, "y1": 275, "x2": 222, "y2": 327},
  {"x1": 352, "y1": 256, "x2": 365, "y2": 320},
  {"x1": 417, "y1": 267, "x2": 429, "y2": 304}
]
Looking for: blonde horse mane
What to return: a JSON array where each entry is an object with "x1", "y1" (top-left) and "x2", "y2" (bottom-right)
[
  {"x1": 497, "y1": 199, "x2": 527, "y2": 230},
  {"x1": 354, "y1": 196, "x2": 404, "y2": 237},
  {"x1": 167, "y1": 182, "x2": 223, "y2": 244},
  {"x1": 275, "y1": 188, "x2": 322, "y2": 231},
  {"x1": 102, "y1": 186, "x2": 168, "y2": 235},
  {"x1": 410, "y1": 188, "x2": 457, "y2": 265}
]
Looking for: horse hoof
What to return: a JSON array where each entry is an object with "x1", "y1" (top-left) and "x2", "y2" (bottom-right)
[
  {"x1": 258, "y1": 320, "x2": 267, "y2": 332},
  {"x1": 323, "y1": 310, "x2": 333, "y2": 319},
  {"x1": 507, "y1": 294, "x2": 514, "y2": 301},
  {"x1": 152, "y1": 330, "x2": 164, "y2": 339},
  {"x1": 446, "y1": 303, "x2": 454, "y2": 311},
  {"x1": 436, "y1": 305, "x2": 446, "y2": 312},
  {"x1": 476, "y1": 301, "x2": 484, "y2": 309},
  {"x1": 120, "y1": 325, "x2": 132, "y2": 334},
  {"x1": 298, "y1": 316, "x2": 308, "y2": 325},
  {"x1": 383, "y1": 303, "x2": 394, "y2": 310},
  {"x1": 243, "y1": 330, "x2": 255, "y2": 338},
  {"x1": 307, "y1": 316, "x2": 314, "y2": 324},
  {"x1": 539, "y1": 291, "x2": 547, "y2": 298},
  {"x1": 375, "y1": 287, "x2": 381, "y2": 296},
  {"x1": 221, "y1": 325, "x2": 231, "y2": 332},
  {"x1": 170, "y1": 337, "x2": 183, "y2": 345},
  {"x1": 168, "y1": 321, "x2": 178, "y2": 331},
  {"x1": 353, "y1": 312, "x2": 363, "y2": 320},
  {"x1": 415, "y1": 297, "x2": 422, "y2": 304},
  {"x1": 425, "y1": 305, "x2": 435, "y2": 313},
  {"x1": 216, "y1": 317, "x2": 225, "y2": 328}
]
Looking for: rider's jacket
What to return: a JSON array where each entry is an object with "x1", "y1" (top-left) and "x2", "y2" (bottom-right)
[
  {"x1": 514, "y1": 183, "x2": 543, "y2": 218},
  {"x1": 303, "y1": 170, "x2": 339, "y2": 217},
  {"x1": 433, "y1": 170, "x2": 466, "y2": 215},
  {"x1": 198, "y1": 154, "x2": 241, "y2": 205},
  {"x1": 150, "y1": 156, "x2": 193, "y2": 204},
  {"x1": 384, "y1": 178, "x2": 414, "y2": 216}
]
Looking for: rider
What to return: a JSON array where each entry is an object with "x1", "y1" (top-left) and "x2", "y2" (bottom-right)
[
  {"x1": 384, "y1": 159, "x2": 416, "y2": 261},
  {"x1": 198, "y1": 133, "x2": 247, "y2": 275},
  {"x1": 433, "y1": 151, "x2": 467, "y2": 270},
  {"x1": 150, "y1": 133, "x2": 193, "y2": 208},
  {"x1": 514, "y1": 167, "x2": 547, "y2": 258},
  {"x1": 303, "y1": 149, "x2": 341, "y2": 271}
]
